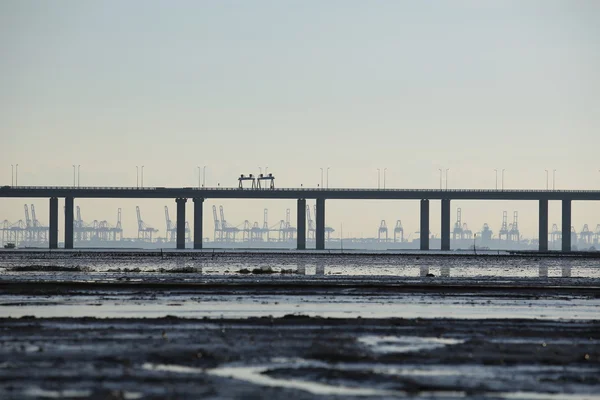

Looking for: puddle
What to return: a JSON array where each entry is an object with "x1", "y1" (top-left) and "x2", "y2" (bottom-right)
[
  {"x1": 2, "y1": 294, "x2": 599, "y2": 320},
  {"x1": 142, "y1": 362, "x2": 396, "y2": 396},
  {"x1": 358, "y1": 335, "x2": 464, "y2": 353},
  {"x1": 493, "y1": 392, "x2": 600, "y2": 400},
  {"x1": 24, "y1": 388, "x2": 92, "y2": 398}
]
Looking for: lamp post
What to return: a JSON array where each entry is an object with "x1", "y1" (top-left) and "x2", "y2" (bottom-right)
[
  {"x1": 141, "y1": 165, "x2": 144, "y2": 188},
  {"x1": 383, "y1": 168, "x2": 387, "y2": 189},
  {"x1": 198, "y1": 166, "x2": 201, "y2": 188},
  {"x1": 136, "y1": 166, "x2": 139, "y2": 188},
  {"x1": 327, "y1": 167, "x2": 330, "y2": 189},
  {"x1": 11, "y1": 165, "x2": 14, "y2": 186},
  {"x1": 203, "y1": 166, "x2": 206, "y2": 187},
  {"x1": 545, "y1": 169, "x2": 549, "y2": 190},
  {"x1": 320, "y1": 168, "x2": 324, "y2": 189},
  {"x1": 377, "y1": 168, "x2": 381, "y2": 189},
  {"x1": 494, "y1": 169, "x2": 498, "y2": 190},
  {"x1": 445, "y1": 168, "x2": 449, "y2": 190},
  {"x1": 15, "y1": 164, "x2": 18, "y2": 186},
  {"x1": 265, "y1": 166, "x2": 269, "y2": 175}
]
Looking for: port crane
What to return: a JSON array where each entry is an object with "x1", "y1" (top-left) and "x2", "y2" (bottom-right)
[{"x1": 136, "y1": 206, "x2": 158, "y2": 241}]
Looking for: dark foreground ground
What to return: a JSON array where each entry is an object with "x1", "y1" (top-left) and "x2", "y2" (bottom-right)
[
  {"x1": 1, "y1": 252, "x2": 599, "y2": 399},
  {"x1": 0, "y1": 316, "x2": 598, "y2": 399}
]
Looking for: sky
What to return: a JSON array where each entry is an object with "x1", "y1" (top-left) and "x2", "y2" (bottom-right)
[{"x1": 1, "y1": 0, "x2": 599, "y2": 242}]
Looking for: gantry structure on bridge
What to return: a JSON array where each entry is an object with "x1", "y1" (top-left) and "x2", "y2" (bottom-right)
[{"x1": 1, "y1": 185, "x2": 600, "y2": 251}]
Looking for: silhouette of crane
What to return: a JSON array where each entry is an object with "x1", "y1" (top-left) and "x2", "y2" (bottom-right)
[{"x1": 136, "y1": 206, "x2": 158, "y2": 242}]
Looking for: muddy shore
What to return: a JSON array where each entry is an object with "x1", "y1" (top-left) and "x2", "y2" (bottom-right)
[
  {"x1": 1, "y1": 316, "x2": 598, "y2": 399},
  {"x1": 1, "y1": 252, "x2": 599, "y2": 398}
]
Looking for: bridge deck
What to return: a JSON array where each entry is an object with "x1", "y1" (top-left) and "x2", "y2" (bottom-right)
[{"x1": 2, "y1": 186, "x2": 600, "y2": 200}]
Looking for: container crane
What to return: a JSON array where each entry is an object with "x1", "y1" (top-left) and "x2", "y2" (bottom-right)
[
  {"x1": 220, "y1": 205, "x2": 239, "y2": 242},
  {"x1": 261, "y1": 209, "x2": 270, "y2": 241},
  {"x1": 499, "y1": 211, "x2": 509, "y2": 240},
  {"x1": 550, "y1": 224, "x2": 561, "y2": 244},
  {"x1": 480, "y1": 223, "x2": 493, "y2": 242},
  {"x1": 393, "y1": 220, "x2": 404, "y2": 243},
  {"x1": 312, "y1": 205, "x2": 334, "y2": 240},
  {"x1": 452, "y1": 208, "x2": 463, "y2": 240},
  {"x1": 110, "y1": 208, "x2": 123, "y2": 241},
  {"x1": 462, "y1": 223, "x2": 473, "y2": 239},
  {"x1": 136, "y1": 206, "x2": 158, "y2": 242},
  {"x1": 508, "y1": 211, "x2": 520, "y2": 242},
  {"x1": 165, "y1": 206, "x2": 176, "y2": 242},
  {"x1": 242, "y1": 220, "x2": 251, "y2": 242},
  {"x1": 306, "y1": 205, "x2": 315, "y2": 240},
  {"x1": 378, "y1": 220, "x2": 388, "y2": 242},
  {"x1": 283, "y1": 208, "x2": 296, "y2": 241},
  {"x1": 30, "y1": 204, "x2": 48, "y2": 243},
  {"x1": 212, "y1": 205, "x2": 221, "y2": 241},
  {"x1": 579, "y1": 224, "x2": 593, "y2": 245}
]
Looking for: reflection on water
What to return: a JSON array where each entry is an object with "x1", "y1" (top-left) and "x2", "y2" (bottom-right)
[
  {"x1": 316, "y1": 262, "x2": 325, "y2": 276},
  {"x1": 359, "y1": 335, "x2": 464, "y2": 353},
  {"x1": 441, "y1": 266, "x2": 451, "y2": 278},
  {"x1": 2, "y1": 254, "x2": 599, "y2": 279}
]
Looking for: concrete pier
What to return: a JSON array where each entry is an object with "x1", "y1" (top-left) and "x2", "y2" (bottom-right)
[
  {"x1": 441, "y1": 199, "x2": 451, "y2": 250},
  {"x1": 538, "y1": 199, "x2": 548, "y2": 252},
  {"x1": 193, "y1": 198, "x2": 203, "y2": 249},
  {"x1": 420, "y1": 199, "x2": 429, "y2": 250},
  {"x1": 297, "y1": 199, "x2": 306, "y2": 250},
  {"x1": 64, "y1": 197, "x2": 74, "y2": 249},
  {"x1": 562, "y1": 199, "x2": 571, "y2": 252},
  {"x1": 316, "y1": 198, "x2": 325, "y2": 250},
  {"x1": 176, "y1": 198, "x2": 187, "y2": 250},
  {"x1": 49, "y1": 197, "x2": 58, "y2": 249}
]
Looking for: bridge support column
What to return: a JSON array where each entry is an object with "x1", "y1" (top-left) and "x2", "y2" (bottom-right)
[
  {"x1": 49, "y1": 197, "x2": 58, "y2": 249},
  {"x1": 297, "y1": 199, "x2": 306, "y2": 250},
  {"x1": 539, "y1": 199, "x2": 548, "y2": 252},
  {"x1": 64, "y1": 197, "x2": 74, "y2": 249},
  {"x1": 441, "y1": 199, "x2": 451, "y2": 251},
  {"x1": 193, "y1": 198, "x2": 203, "y2": 250},
  {"x1": 316, "y1": 198, "x2": 325, "y2": 250},
  {"x1": 420, "y1": 199, "x2": 429, "y2": 250},
  {"x1": 562, "y1": 199, "x2": 571, "y2": 252},
  {"x1": 176, "y1": 198, "x2": 187, "y2": 250}
]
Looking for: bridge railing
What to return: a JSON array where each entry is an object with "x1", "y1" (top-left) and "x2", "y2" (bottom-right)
[{"x1": 2, "y1": 186, "x2": 599, "y2": 193}]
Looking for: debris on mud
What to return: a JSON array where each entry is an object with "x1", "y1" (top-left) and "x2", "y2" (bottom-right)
[
  {"x1": 158, "y1": 266, "x2": 200, "y2": 273},
  {"x1": 107, "y1": 267, "x2": 141, "y2": 273},
  {"x1": 238, "y1": 267, "x2": 277, "y2": 274}
]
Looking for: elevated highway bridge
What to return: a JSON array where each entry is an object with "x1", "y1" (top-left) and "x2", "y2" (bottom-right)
[{"x1": 2, "y1": 186, "x2": 599, "y2": 251}]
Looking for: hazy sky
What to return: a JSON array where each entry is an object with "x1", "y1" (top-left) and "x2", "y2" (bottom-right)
[{"x1": 1, "y1": 1, "x2": 599, "y2": 242}]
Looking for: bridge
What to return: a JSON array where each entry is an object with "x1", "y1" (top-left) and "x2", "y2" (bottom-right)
[{"x1": 2, "y1": 185, "x2": 600, "y2": 251}]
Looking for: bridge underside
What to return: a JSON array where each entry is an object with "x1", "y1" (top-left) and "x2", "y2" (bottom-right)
[{"x1": 10, "y1": 191, "x2": 588, "y2": 252}]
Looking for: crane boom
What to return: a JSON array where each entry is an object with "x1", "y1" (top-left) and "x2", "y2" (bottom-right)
[
  {"x1": 165, "y1": 206, "x2": 172, "y2": 231},
  {"x1": 24, "y1": 205, "x2": 31, "y2": 228},
  {"x1": 136, "y1": 206, "x2": 143, "y2": 230}
]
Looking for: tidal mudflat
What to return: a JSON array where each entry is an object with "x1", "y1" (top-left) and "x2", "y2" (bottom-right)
[{"x1": 0, "y1": 251, "x2": 599, "y2": 399}]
